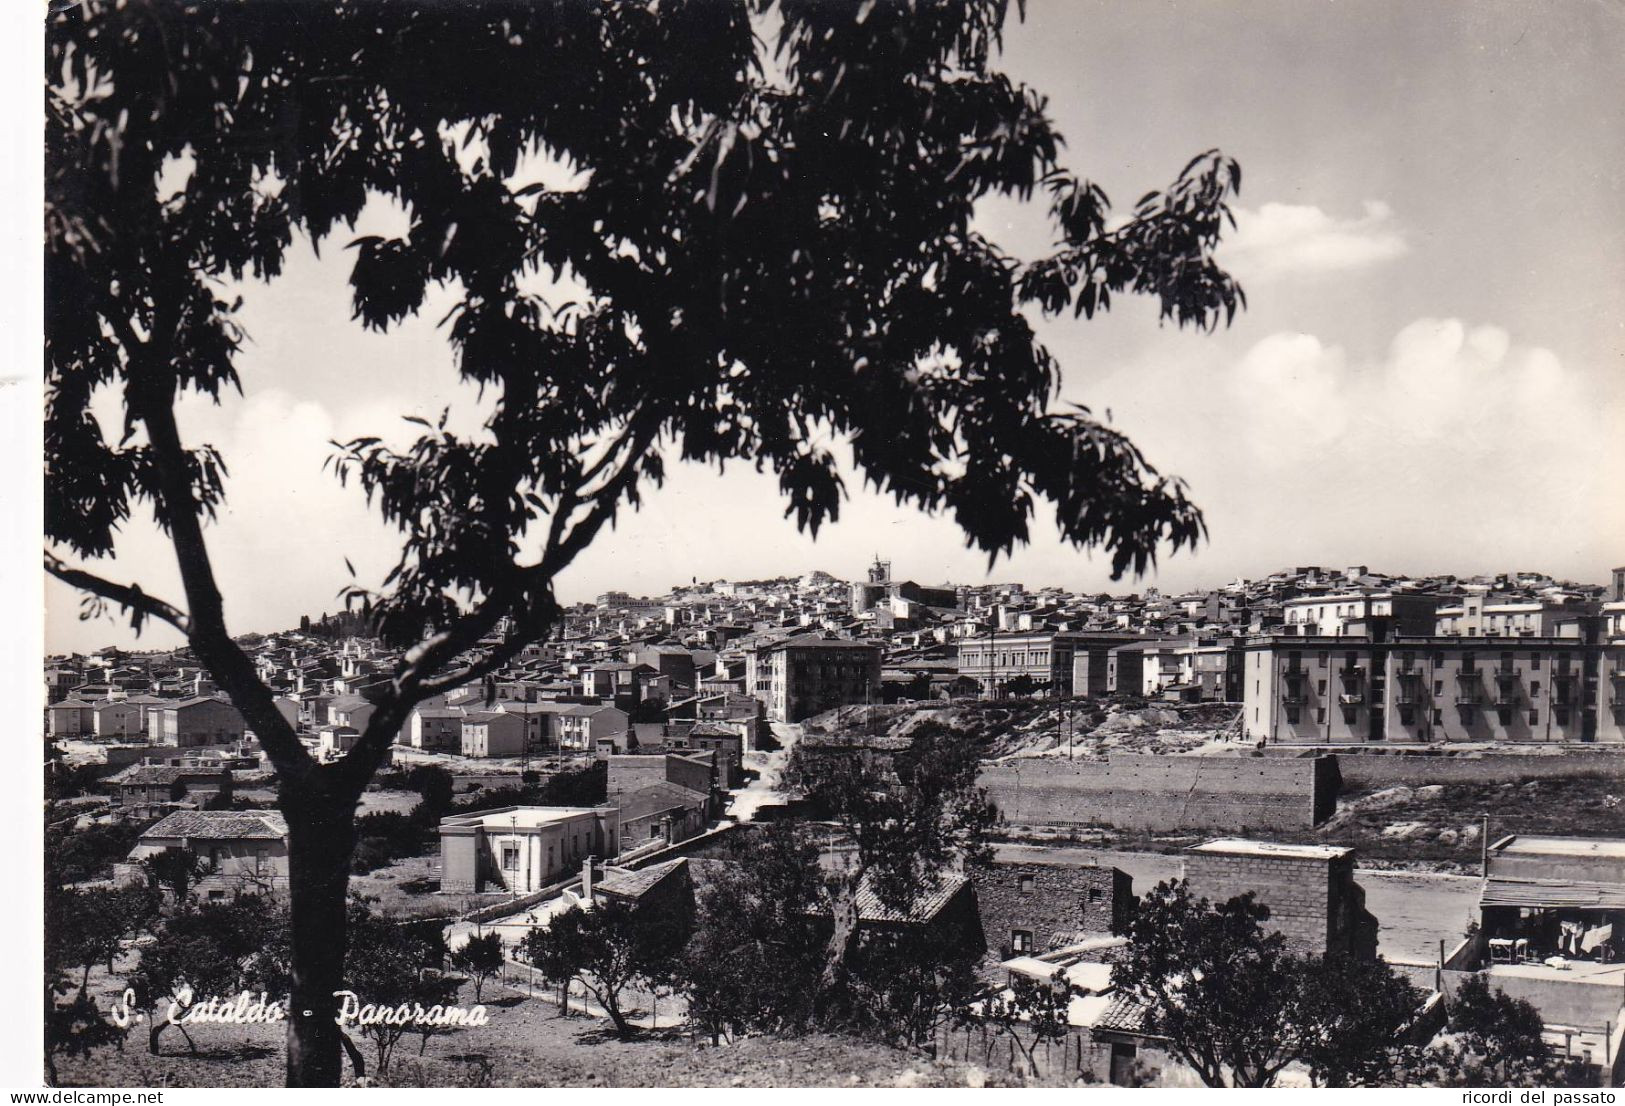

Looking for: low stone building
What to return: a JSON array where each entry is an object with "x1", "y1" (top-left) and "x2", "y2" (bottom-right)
[
  {"x1": 121, "y1": 810, "x2": 289, "y2": 900},
  {"x1": 613, "y1": 782, "x2": 711, "y2": 850},
  {"x1": 107, "y1": 761, "x2": 232, "y2": 815},
  {"x1": 972, "y1": 853, "x2": 1132, "y2": 962},
  {"x1": 1182, "y1": 838, "x2": 1378, "y2": 958}
]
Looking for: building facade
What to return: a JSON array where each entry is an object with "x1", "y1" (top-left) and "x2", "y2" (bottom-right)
[
  {"x1": 1242, "y1": 634, "x2": 1624, "y2": 745},
  {"x1": 147, "y1": 696, "x2": 247, "y2": 748},
  {"x1": 439, "y1": 806, "x2": 616, "y2": 894},
  {"x1": 753, "y1": 635, "x2": 881, "y2": 722},
  {"x1": 970, "y1": 857, "x2": 1132, "y2": 962},
  {"x1": 1183, "y1": 839, "x2": 1377, "y2": 958}
]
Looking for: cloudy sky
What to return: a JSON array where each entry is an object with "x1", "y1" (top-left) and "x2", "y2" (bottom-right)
[{"x1": 45, "y1": 0, "x2": 1625, "y2": 654}]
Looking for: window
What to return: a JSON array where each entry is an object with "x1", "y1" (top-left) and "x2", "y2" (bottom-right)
[
  {"x1": 1316, "y1": 707, "x2": 1327, "y2": 724},
  {"x1": 1530, "y1": 681, "x2": 1540, "y2": 697},
  {"x1": 1088, "y1": 888, "x2": 1103, "y2": 904},
  {"x1": 502, "y1": 845, "x2": 519, "y2": 870},
  {"x1": 1433, "y1": 709, "x2": 1442, "y2": 725},
  {"x1": 1019, "y1": 875, "x2": 1036, "y2": 894},
  {"x1": 1528, "y1": 710, "x2": 1539, "y2": 725},
  {"x1": 1286, "y1": 708, "x2": 1300, "y2": 725},
  {"x1": 1317, "y1": 679, "x2": 1327, "y2": 695},
  {"x1": 1317, "y1": 652, "x2": 1328, "y2": 667},
  {"x1": 208, "y1": 889, "x2": 225, "y2": 902},
  {"x1": 1011, "y1": 930, "x2": 1033, "y2": 954},
  {"x1": 1531, "y1": 655, "x2": 1541, "y2": 670},
  {"x1": 650, "y1": 824, "x2": 662, "y2": 839}
]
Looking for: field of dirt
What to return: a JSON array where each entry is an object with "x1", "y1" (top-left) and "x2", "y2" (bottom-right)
[{"x1": 53, "y1": 971, "x2": 1004, "y2": 1088}]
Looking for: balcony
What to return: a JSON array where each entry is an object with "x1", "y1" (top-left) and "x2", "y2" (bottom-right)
[
  {"x1": 1337, "y1": 692, "x2": 1364, "y2": 707},
  {"x1": 1338, "y1": 666, "x2": 1364, "y2": 684},
  {"x1": 1282, "y1": 691, "x2": 1309, "y2": 706},
  {"x1": 1454, "y1": 690, "x2": 1481, "y2": 706}
]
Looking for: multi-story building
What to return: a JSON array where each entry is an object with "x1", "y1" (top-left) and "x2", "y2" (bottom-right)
[
  {"x1": 459, "y1": 711, "x2": 526, "y2": 758},
  {"x1": 751, "y1": 634, "x2": 881, "y2": 722},
  {"x1": 957, "y1": 631, "x2": 1081, "y2": 699},
  {"x1": 1065, "y1": 633, "x2": 1167, "y2": 698},
  {"x1": 1242, "y1": 633, "x2": 1624, "y2": 744},
  {"x1": 1435, "y1": 592, "x2": 1594, "y2": 638},
  {"x1": 1280, "y1": 591, "x2": 1440, "y2": 638},
  {"x1": 554, "y1": 703, "x2": 630, "y2": 752},
  {"x1": 147, "y1": 696, "x2": 247, "y2": 748}
]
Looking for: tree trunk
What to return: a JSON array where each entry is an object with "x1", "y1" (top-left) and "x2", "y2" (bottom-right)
[
  {"x1": 818, "y1": 874, "x2": 861, "y2": 1001},
  {"x1": 283, "y1": 789, "x2": 358, "y2": 1087}
]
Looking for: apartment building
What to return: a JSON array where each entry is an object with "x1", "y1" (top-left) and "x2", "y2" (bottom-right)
[
  {"x1": 1280, "y1": 591, "x2": 1440, "y2": 638},
  {"x1": 1435, "y1": 592, "x2": 1593, "y2": 638},
  {"x1": 1242, "y1": 634, "x2": 1624, "y2": 745},
  {"x1": 750, "y1": 634, "x2": 882, "y2": 722}
]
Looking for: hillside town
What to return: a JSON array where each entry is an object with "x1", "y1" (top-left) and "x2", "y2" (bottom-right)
[{"x1": 43, "y1": 560, "x2": 1625, "y2": 1087}]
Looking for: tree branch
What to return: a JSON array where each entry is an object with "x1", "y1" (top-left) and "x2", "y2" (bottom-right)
[
  {"x1": 112, "y1": 276, "x2": 316, "y2": 784},
  {"x1": 44, "y1": 552, "x2": 190, "y2": 635}
]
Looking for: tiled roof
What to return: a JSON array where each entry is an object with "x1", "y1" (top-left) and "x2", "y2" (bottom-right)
[
  {"x1": 1093, "y1": 994, "x2": 1155, "y2": 1036},
  {"x1": 850, "y1": 872, "x2": 968, "y2": 924},
  {"x1": 110, "y1": 764, "x2": 225, "y2": 786},
  {"x1": 167, "y1": 695, "x2": 229, "y2": 709},
  {"x1": 142, "y1": 810, "x2": 287, "y2": 840},
  {"x1": 595, "y1": 858, "x2": 686, "y2": 900},
  {"x1": 614, "y1": 782, "x2": 709, "y2": 820}
]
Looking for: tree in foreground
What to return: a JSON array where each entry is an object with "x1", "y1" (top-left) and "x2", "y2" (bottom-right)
[
  {"x1": 784, "y1": 721, "x2": 994, "y2": 1012},
  {"x1": 341, "y1": 904, "x2": 458, "y2": 1080},
  {"x1": 1115, "y1": 880, "x2": 1424, "y2": 1087},
  {"x1": 679, "y1": 822, "x2": 830, "y2": 1041},
  {"x1": 46, "y1": 0, "x2": 1242, "y2": 1084}
]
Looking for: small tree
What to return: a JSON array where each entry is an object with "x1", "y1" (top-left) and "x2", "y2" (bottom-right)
[
  {"x1": 449, "y1": 932, "x2": 505, "y2": 1004},
  {"x1": 43, "y1": 880, "x2": 127, "y2": 1084},
  {"x1": 342, "y1": 904, "x2": 458, "y2": 1079},
  {"x1": 522, "y1": 924, "x2": 577, "y2": 1018},
  {"x1": 142, "y1": 847, "x2": 212, "y2": 904},
  {"x1": 1393, "y1": 975, "x2": 1592, "y2": 1087},
  {"x1": 1295, "y1": 953, "x2": 1425, "y2": 1087},
  {"x1": 542, "y1": 897, "x2": 692, "y2": 1038},
  {"x1": 979, "y1": 969, "x2": 1071, "y2": 1077},
  {"x1": 678, "y1": 822, "x2": 828, "y2": 1041},
  {"x1": 125, "y1": 926, "x2": 240, "y2": 1056}
]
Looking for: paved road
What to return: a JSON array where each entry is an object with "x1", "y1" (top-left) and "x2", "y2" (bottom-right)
[{"x1": 992, "y1": 844, "x2": 1482, "y2": 963}]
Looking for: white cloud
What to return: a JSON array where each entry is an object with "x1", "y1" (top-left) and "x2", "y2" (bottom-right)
[{"x1": 1220, "y1": 200, "x2": 1409, "y2": 281}]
